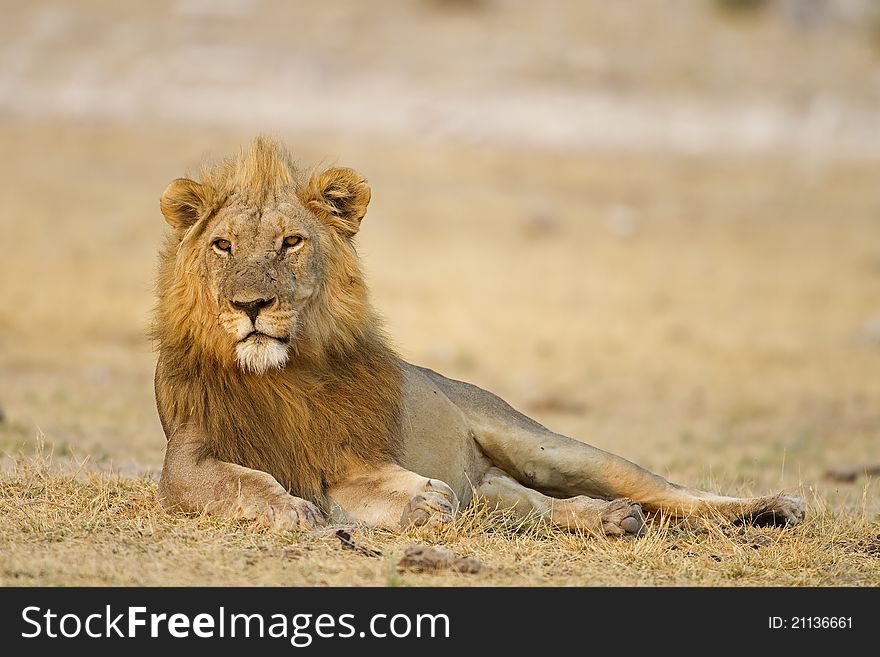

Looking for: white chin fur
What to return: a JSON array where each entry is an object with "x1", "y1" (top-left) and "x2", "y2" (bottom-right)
[{"x1": 235, "y1": 336, "x2": 289, "y2": 374}]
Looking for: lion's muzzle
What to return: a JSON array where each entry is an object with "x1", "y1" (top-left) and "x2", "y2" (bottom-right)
[
  {"x1": 230, "y1": 295, "x2": 277, "y2": 323},
  {"x1": 224, "y1": 292, "x2": 295, "y2": 374}
]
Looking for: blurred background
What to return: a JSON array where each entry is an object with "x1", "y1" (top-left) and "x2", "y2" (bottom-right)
[{"x1": 1, "y1": 0, "x2": 878, "y2": 511}]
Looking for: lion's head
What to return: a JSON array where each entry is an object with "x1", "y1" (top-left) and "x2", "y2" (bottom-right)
[{"x1": 154, "y1": 137, "x2": 376, "y2": 373}]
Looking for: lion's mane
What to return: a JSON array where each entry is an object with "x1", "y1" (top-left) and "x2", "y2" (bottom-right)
[{"x1": 152, "y1": 139, "x2": 403, "y2": 506}]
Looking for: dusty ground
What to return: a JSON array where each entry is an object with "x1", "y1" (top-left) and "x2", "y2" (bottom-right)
[{"x1": 1, "y1": 1, "x2": 879, "y2": 585}]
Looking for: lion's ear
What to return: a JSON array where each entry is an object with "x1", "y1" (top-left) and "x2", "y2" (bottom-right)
[
  {"x1": 160, "y1": 178, "x2": 207, "y2": 235},
  {"x1": 301, "y1": 167, "x2": 371, "y2": 238}
]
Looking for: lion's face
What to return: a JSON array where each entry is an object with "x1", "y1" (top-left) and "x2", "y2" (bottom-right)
[
  {"x1": 157, "y1": 139, "x2": 372, "y2": 374},
  {"x1": 203, "y1": 201, "x2": 325, "y2": 373}
]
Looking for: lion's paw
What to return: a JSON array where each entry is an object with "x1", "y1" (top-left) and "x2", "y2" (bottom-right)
[
  {"x1": 400, "y1": 479, "x2": 460, "y2": 529},
  {"x1": 598, "y1": 498, "x2": 647, "y2": 538},
  {"x1": 743, "y1": 492, "x2": 806, "y2": 528},
  {"x1": 262, "y1": 497, "x2": 327, "y2": 532},
  {"x1": 557, "y1": 496, "x2": 646, "y2": 538}
]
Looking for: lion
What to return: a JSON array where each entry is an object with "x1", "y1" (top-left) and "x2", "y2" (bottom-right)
[{"x1": 153, "y1": 137, "x2": 805, "y2": 537}]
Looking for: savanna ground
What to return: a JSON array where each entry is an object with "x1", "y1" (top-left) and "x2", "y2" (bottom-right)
[{"x1": 1, "y1": 1, "x2": 879, "y2": 585}]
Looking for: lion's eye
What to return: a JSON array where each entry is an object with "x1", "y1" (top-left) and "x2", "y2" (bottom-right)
[
  {"x1": 212, "y1": 238, "x2": 232, "y2": 254},
  {"x1": 283, "y1": 235, "x2": 304, "y2": 251}
]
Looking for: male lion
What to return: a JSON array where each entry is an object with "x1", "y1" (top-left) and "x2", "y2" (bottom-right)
[{"x1": 153, "y1": 137, "x2": 805, "y2": 536}]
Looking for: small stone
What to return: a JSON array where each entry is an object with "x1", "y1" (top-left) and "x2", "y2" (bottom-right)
[
  {"x1": 397, "y1": 545, "x2": 482, "y2": 574},
  {"x1": 825, "y1": 464, "x2": 880, "y2": 483}
]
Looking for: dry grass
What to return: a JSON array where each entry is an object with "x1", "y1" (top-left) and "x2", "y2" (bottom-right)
[{"x1": 2, "y1": 442, "x2": 877, "y2": 587}]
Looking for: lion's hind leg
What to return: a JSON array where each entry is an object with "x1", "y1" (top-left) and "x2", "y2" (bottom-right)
[
  {"x1": 423, "y1": 366, "x2": 805, "y2": 528},
  {"x1": 476, "y1": 467, "x2": 646, "y2": 538},
  {"x1": 478, "y1": 427, "x2": 806, "y2": 529},
  {"x1": 694, "y1": 493, "x2": 806, "y2": 528}
]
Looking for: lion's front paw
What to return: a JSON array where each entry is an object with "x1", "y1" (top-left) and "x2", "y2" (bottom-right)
[
  {"x1": 745, "y1": 492, "x2": 806, "y2": 528},
  {"x1": 400, "y1": 479, "x2": 460, "y2": 529},
  {"x1": 259, "y1": 497, "x2": 327, "y2": 531}
]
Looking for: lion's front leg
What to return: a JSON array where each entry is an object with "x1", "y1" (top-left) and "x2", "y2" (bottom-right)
[
  {"x1": 326, "y1": 463, "x2": 460, "y2": 530},
  {"x1": 158, "y1": 425, "x2": 326, "y2": 531}
]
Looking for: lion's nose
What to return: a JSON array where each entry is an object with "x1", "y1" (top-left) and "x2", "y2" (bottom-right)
[{"x1": 230, "y1": 296, "x2": 276, "y2": 323}]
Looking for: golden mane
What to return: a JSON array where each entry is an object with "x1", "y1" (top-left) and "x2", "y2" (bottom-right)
[{"x1": 152, "y1": 138, "x2": 403, "y2": 506}]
